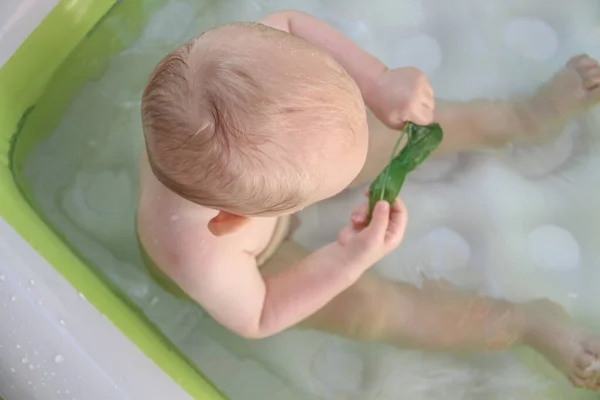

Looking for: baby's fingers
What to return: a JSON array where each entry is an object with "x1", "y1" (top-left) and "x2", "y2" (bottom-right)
[
  {"x1": 364, "y1": 201, "x2": 390, "y2": 238},
  {"x1": 386, "y1": 198, "x2": 408, "y2": 246},
  {"x1": 423, "y1": 94, "x2": 435, "y2": 113},
  {"x1": 413, "y1": 106, "x2": 434, "y2": 125},
  {"x1": 350, "y1": 202, "x2": 369, "y2": 228}
]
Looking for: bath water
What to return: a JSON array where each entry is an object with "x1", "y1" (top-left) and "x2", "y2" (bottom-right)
[{"x1": 23, "y1": 0, "x2": 600, "y2": 398}]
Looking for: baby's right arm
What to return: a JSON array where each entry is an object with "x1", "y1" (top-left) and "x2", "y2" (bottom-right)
[{"x1": 181, "y1": 199, "x2": 406, "y2": 339}]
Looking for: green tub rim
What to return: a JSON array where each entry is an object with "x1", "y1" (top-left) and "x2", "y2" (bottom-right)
[{"x1": 0, "y1": 0, "x2": 224, "y2": 398}]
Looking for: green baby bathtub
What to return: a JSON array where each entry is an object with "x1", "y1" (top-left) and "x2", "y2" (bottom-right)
[{"x1": 1, "y1": 0, "x2": 600, "y2": 399}]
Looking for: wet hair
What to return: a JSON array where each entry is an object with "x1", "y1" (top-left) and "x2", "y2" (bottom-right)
[{"x1": 141, "y1": 22, "x2": 364, "y2": 216}]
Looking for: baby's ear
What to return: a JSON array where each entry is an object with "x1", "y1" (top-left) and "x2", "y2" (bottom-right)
[{"x1": 208, "y1": 211, "x2": 251, "y2": 236}]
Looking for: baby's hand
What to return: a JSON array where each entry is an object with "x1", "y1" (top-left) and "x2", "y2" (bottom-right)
[
  {"x1": 373, "y1": 67, "x2": 435, "y2": 128},
  {"x1": 337, "y1": 196, "x2": 407, "y2": 267}
]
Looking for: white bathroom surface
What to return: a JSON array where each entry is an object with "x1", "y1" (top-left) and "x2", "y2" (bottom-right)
[
  {"x1": 0, "y1": 0, "x2": 59, "y2": 67},
  {"x1": 21, "y1": 0, "x2": 600, "y2": 399}
]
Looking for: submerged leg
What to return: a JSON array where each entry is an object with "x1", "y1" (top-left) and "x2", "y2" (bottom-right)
[
  {"x1": 352, "y1": 54, "x2": 600, "y2": 187},
  {"x1": 261, "y1": 239, "x2": 600, "y2": 390}
]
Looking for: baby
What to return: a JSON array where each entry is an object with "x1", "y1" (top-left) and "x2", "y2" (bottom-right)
[{"x1": 138, "y1": 10, "x2": 600, "y2": 390}]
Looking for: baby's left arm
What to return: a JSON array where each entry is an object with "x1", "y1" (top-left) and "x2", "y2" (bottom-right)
[
  {"x1": 260, "y1": 10, "x2": 386, "y2": 110},
  {"x1": 260, "y1": 10, "x2": 435, "y2": 128}
]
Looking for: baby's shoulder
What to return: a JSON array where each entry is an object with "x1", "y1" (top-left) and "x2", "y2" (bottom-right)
[
  {"x1": 137, "y1": 201, "x2": 236, "y2": 274},
  {"x1": 137, "y1": 154, "x2": 244, "y2": 266}
]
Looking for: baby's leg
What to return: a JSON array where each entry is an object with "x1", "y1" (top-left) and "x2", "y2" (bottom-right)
[
  {"x1": 262, "y1": 240, "x2": 600, "y2": 390},
  {"x1": 352, "y1": 54, "x2": 600, "y2": 188}
]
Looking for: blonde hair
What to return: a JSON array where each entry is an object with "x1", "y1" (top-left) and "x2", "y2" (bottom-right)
[{"x1": 141, "y1": 22, "x2": 364, "y2": 216}]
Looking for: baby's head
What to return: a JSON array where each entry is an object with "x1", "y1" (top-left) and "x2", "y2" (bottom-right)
[{"x1": 142, "y1": 22, "x2": 367, "y2": 219}]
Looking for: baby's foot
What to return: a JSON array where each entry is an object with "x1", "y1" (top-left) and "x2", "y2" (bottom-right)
[
  {"x1": 519, "y1": 299, "x2": 600, "y2": 390},
  {"x1": 519, "y1": 54, "x2": 600, "y2": 143},
  {"x1": 539, "y1": 54, "x2": 600, "y2": 113}
]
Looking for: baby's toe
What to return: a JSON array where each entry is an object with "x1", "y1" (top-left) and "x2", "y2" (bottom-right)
[
  {"x1": 584, "y1": 336, "x2": 600, "y2": 358},
  {"x1": 571, "y1": 376, "x2": 587, "y2": 389},
  {"x1": 568, "y1": 54, "x2": 598, "y2": 70},
  {"x1": 584, "y1": 67, "x2": 600, "y2": 90},
  {"x1": 585, "y1": 372, "x2": 600, "y2": 390},
  {"x1": 575, "y1": 338, "x2": 600, "y2": 390},
  {"x1": 575, "y1": 353, "x2": 598, "y2": 379},
  {"x1": 583, "y1": 56, "x2": 599, "y2": 69}
]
